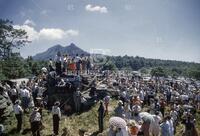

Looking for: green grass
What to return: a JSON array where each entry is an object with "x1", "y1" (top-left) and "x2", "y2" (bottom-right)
[{"x1": 3, "y1": 100, "x2": 200, "y2": 136}]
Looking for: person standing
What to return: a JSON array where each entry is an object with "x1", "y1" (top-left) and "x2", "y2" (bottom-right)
[
  {"x1": 114, "y1": 101, "x2": 125, "y2": 118},
  {"x1": 20, "y1": 86, "x2": 30, "y2": 112},
  {"x1": 104, "y1": 95, "x2": 111, "y2": 115},
  {"x1": 10, "y1": 85, "x2": 17, "y2": 104},
  {"x1": 160, "y1": 97, "x2": 166, "y2": 117},
  {"x1": 48, "y1": 58, "x2": 54, "y2": 72},
  {"x1": 160, "y1": 117, "x2": 170, "y2": 136},
  {"x1": 73, "y1": 89, "x2": 81, "y2": 113},
  {"x1": 52, "y1": 101, "x2": 61, "y2": 135},
  {"x1": 151, "y1": 111, "x2": 162, "y2": 136},
  {"x1": 98, "y1": 101, "x2": 105, "y2": 132},
  {"x1": 55, "y1": 51, "x2": 62, "y2": 75},
  {"x1": 63, "y1": 54, "x2": 68, "y2": 73},
  {"x1": 170, "y1": 108, "x2": 178, "y2": 134},
  {"x1": 30, "y1": 107, "x2": 41, "y2": 136},
  {"x1": 86, "y1": 57, "x2": 91, "y2": 74},
  {"x1": 75, "y1": 54, "x2": 82, "y2": 75},
  {"x1": 167, "y1": 116, "x2": 174, "y2": 136},
  {"x1": 13, "y1": 100, "x2": 23, "y2": 133}
]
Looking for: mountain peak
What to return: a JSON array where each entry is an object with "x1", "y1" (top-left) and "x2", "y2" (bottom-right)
[
  {"x1": 69, "y1": 43, "x2": 76, "y2": 47},
  {"x1": 33, "y1": 43, "x2": 89, "y2": 60}
]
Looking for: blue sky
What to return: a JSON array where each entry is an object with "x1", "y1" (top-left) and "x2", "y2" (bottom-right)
[{"x1": 0, "y1": 0, "x2": 200, "y2": 62}]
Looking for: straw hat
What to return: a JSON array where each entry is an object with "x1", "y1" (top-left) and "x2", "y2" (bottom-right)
[
  {"x1": 118, "y1": 100, "x2": 123, "y2": 106},
  {"x1": 36, "y1": 97, "x2": 42, "y2": 100},
  {"x1": 54, "y1": 101, "x2": 60, "y2": 106},
  {"x1": 33, "y1": 107, "x2": 39, "y2": 111},
  {"x1": 15, "y1": 100, "x2": 20, "y2": 104},
  {"x1": 127, "y1": 120, "x2": 137, "y2": 127}
]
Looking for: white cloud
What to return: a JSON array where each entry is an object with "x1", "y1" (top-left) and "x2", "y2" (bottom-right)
[
  {"x1": 24, "y1": 19, "x2": 36, "y2": 26},
  {"x1": 13, "y1": 25, "x2": 39, "y2": 41},
  {"x1": 85, "y1": 4, "x2": 108, "y2": 13},
  {"x1": 14, "y1": 21, "x2": 79, "y2": 41},
  {"x1": 39, "y1": 28, "x2": 79, "y2": 40}
]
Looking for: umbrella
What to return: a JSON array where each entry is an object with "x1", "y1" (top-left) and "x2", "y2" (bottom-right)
[
  {"x1": 109, "y1": 116, "x2": 127, "y2": 128},
  {"x1": 139, "y1": 112, "x2": 154, "y2": 123}
]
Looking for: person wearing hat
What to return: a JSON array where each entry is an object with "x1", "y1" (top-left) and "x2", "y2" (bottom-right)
[
  {"x1": 13, "y1": 100, "x2": 23, "y2": 133},
  {"x1": 52, "y1": 101, "x2": 61, "y2": 135},
  {"x1": 10, "y1": 85, "x2": 17, "y2": 104},
  {"x1": 98, "y1": 101, "x2": 105, "y2": 132},
  {"x1": 30, "y1": 107, "x2": 41, "y2": 136},
  {"x1": 128, "y1": 120, "x2": 140, "y2": 136},
  {"x1": 114, "y1": 100, "x2": 125, "y2": 118}
]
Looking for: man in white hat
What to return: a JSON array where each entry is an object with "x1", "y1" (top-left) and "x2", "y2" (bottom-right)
[
  {"x1": 13, "y1": 100, "x2": 23, "y2": 133},
  {"x1": 114, "y1": 100, "x2": 125, "y2": 118},
  {"x1": 30, "y1": 107, "x2": 41, "y2": 136},
  {"x1": 52, "y1": 101, "x2": 61, "y2": 135}
]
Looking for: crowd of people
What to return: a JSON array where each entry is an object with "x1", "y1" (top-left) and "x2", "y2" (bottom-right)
[
  {"x1": 0, "y1": 52, "x2": 94, "y2": 136},
  {"x1": 0, "y1": 52, "x2": 200, "y2": 136},
  {"x1": 96, "y1": 71, "x2": 200, "y2": 136},
  {"x1": 50, "y1": 52, "x2": 92, "y2": 75}
]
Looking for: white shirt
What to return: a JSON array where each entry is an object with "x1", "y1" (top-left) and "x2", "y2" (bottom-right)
[
  {"x1": 121, "y1": 91, "x2": 126, "y2": 98},
  {"x1": 30, "y1": 111, "x2": 41, "y2": 122},
  {"x1": 75, "y1": 56, "x2": 81, "y2": 63},
  {"x1": 13, "y1": 104, "x2": 23, "y2": 114},
  {"x1": 20, "y1": 89, "x2": 30, "y2": 98},
  {"x1": 52, "y1": 106, "x2": 61, "y2": 118},
  {"x1": 139, "y1": 90, "x2": 144, "y2": 101},
  {"x1": 166, "y1": 119, "x2": 174, "y2": 136}
]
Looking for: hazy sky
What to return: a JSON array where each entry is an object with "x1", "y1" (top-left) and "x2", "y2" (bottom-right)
[{"x1": 0, "y1": 0, "x2": 200, "y2": 62}]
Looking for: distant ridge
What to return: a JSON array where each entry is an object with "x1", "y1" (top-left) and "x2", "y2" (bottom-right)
[{"x1": 33, "y1": 43, "x2": 89, "y2": 60}]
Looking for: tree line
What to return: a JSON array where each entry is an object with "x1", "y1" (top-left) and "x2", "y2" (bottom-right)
[{"x1": 104, "y1": 56, "x2": 200, "y2": 80}]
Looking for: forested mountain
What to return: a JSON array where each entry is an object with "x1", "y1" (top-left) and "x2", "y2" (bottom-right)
[{"x1": 33, "y1": 43, "x2": 89, "y2": 60}]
